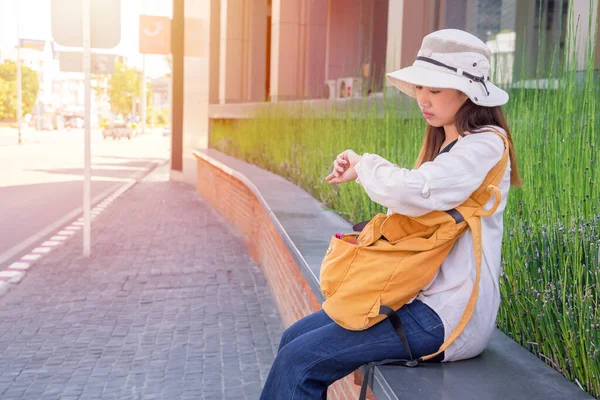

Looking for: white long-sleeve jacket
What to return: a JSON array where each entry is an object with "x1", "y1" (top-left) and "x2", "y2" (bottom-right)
[{"x1": 354, "y1": 127, "x2": 511, "y2": 362}]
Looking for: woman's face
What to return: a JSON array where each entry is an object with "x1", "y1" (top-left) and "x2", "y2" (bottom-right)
[{"x1": 415, "y1": 86, "x2": 468, "y2": 128}]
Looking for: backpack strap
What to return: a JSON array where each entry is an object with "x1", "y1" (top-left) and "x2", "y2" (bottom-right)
[
  {"x1": 471, "y1": 129, "x2": 510, "y2": 203},
  {"x1": 358, "y1": 306, "x2": 419, "y2": 400},
  {"x1": 379, "y1": 305, "x2": 418, "y2": 366},
  {"x1": 420, "y1": 214, "x2": 484, "y2": 361}
]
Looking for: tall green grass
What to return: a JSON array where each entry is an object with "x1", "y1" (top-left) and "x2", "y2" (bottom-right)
[{"x1": 210, "y1": 23, "x2": 600, "y2": 400}]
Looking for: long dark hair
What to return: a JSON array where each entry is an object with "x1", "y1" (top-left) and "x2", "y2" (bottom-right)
[{"x1": 414, "y1": 98, "x2": 522, "y2": 187}]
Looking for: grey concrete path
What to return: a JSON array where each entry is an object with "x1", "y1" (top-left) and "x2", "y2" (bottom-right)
[{"x1": 0, "y1": 164, "x2": 283, "y2": 400}]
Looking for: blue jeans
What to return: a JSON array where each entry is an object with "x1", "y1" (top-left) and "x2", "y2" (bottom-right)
[{"x1": 260, "y1": 300, "x2": 445, "y2": 399}]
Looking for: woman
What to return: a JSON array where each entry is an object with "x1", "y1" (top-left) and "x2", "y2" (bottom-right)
[{"x1": 260, "y1": 29, "x2": 522, "y2": 399}]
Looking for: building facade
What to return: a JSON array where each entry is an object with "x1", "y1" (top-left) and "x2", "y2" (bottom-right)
[{"x1": 170, "y1": 0, "x2": 600, "y2": 184}]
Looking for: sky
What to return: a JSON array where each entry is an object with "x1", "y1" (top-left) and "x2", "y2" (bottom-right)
[{"x1": 0, "y1": 0, "x2": 172, "y2": 78}]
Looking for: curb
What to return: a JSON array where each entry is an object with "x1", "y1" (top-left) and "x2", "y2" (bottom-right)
[{"x1": 0, "y1": 159, "x2": 169, "y2": 297}]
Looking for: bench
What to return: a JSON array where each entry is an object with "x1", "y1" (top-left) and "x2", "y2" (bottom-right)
[{"x1": 193, "y1": 148, "x2": 593, "y2": 400}]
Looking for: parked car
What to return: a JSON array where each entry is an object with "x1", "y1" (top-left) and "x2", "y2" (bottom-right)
[{"x1": 103, "y1": 122, "x2": 136, "y2": 140}]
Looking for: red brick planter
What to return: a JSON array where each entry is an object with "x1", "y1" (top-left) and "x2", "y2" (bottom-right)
[{"x1": 194, "y1": 152, "x2": 372, "y2": 399}]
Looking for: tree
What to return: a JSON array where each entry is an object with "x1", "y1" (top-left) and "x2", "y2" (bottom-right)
[
  {"x1": 0, "y1": 61, "x2": 39, "y2": 121},
  {"x1": 164, "y1": 55, "x2": 172, "y2": 77},
  {"x1": 147, "y1": 106, "x2": 168, "y2": 126},
  {"x1": 107, "y1": 61, "x2": 154, "y2": 118},
  {"x1": 108, "y1": 61, "x2": 142, "y2": 116},
  {"x1": 0, "y1": 77, "x2": 8, "y2": 118}
]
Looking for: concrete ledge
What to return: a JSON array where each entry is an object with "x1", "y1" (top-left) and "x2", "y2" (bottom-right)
[{"x1": 193, "y1": 148, "x2": 594, "y2": 400}]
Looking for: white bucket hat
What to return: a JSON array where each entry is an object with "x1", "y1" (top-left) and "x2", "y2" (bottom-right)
[{"x1": 386, "y1": 29, "x2": 509, "y2": 107}]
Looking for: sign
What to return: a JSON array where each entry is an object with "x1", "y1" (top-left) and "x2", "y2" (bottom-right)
[
  {"x1": 139, "y1": 15, "x2": 171, "y2": 55},
  {"x1": 19, "y1": 39, "x2": 46, "y2": 51},
  {"x1": 50, "y1": 0, "x2": 121, "y2": 49},
  {"x1": 92, "y1": 54, "x2": 116, "y2": 74},
  {"x1": 59, "y1": 51, "x2": 116, "y2": 74}
]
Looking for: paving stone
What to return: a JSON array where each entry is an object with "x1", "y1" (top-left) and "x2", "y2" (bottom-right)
[{"x1": 0, "y1": 167, "x2": 283, "y2": 399}]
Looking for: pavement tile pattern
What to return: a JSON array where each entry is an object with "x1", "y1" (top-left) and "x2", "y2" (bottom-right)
[{"x1": 0, "y1": 166, "x2": 283, "y2": 400}]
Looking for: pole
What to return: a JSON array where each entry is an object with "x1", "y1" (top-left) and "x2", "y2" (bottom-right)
[
  {"x1": 141, "y1": 0, "x2": 146, "y2": 134},
  {"x1": 83, "y1": 0, "x2": 92, "y2": 257},
  {"x1": 168, "y1": 55, "x2": 173, "y2": 164},
  {"x1": 16, "y1": 1, "x2": 22, "y2": 145},
  {"x1": 142, "y1": 55, "x2": 146, "y2": 134}
]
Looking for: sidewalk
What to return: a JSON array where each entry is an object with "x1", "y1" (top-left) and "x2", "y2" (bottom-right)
[
  {"x1": 0, "y1": 163, "x2": 283, "y2": 400},
  {"x1": 0, "y1": 127, "x2": 42, "y2": 147}
]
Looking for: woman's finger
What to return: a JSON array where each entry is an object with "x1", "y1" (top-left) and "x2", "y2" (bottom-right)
[
  {"x1": 327, "y1": 170, "x2": 344, "y2": 184},
  {"x1": 333, "y1": 160, "x2": 346, "y2": 174},
  {"x1": 326, "y1": 170, "x2": 338, "y2": 181}
]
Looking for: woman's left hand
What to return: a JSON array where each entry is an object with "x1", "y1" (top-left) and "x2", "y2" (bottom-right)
[{"x1": 326, "y1": 150, "x2": 362, "y2": 184}]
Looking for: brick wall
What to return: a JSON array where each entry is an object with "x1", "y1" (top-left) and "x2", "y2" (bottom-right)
[{"x1": 195, "y1": 156, "x2": 374, "y2": 399}]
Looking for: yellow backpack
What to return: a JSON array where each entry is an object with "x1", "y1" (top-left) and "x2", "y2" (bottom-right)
[{"x1": 320, "y1": 130, "x2": 509, "y2": 365}]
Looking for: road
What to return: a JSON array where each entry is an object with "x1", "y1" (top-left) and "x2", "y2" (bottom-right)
[{"x1": 0, "y1": 128, "x2": 170, "y2": 268}]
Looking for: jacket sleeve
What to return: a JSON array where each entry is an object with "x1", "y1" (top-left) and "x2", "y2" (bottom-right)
[{"x1": 353, "y1": 132, "x2": 505, "y2": 217}]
